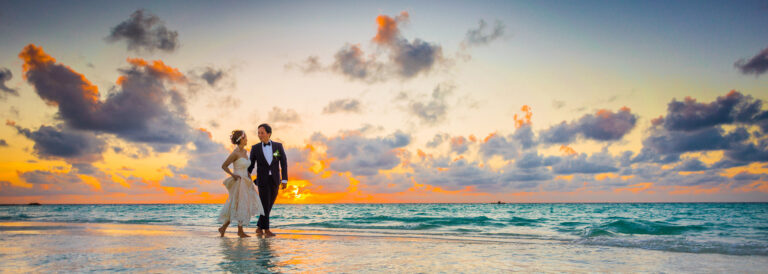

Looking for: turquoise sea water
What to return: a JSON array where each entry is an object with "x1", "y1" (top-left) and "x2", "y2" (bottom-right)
[{"x1": 1, "y1": 203, "x2": 767, "y2": 256}]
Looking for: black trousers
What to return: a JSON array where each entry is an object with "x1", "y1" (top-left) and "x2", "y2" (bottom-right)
[{"x1": 256, "y1": 180, "x2": 279, "y2": 229}]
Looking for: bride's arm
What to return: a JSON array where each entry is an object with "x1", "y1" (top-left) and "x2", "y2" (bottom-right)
[{"x1": 221, "y1": 151, "x2": 240, "y2": 180}]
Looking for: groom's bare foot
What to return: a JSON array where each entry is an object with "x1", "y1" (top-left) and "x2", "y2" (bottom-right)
[
  {"x1": 238, "y1": 232, "x2": 251, "y2": 238},
  {"x1": 255, "y1": 228, "x2": 264, "y2": 236},
  {"x1": 264, "y1": 230, "x2": 276, "y2": 237},
  {"x1": 218, "y1": 227, "x2": 226, "y2": 237}
]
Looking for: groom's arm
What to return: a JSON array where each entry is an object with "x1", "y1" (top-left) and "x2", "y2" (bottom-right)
[
  {"x1": 279, "y1": 143, "x2": 288, "y2": 183},
  {"x1": 248, "y1": 145, "x2": 257, "y2": 176}
]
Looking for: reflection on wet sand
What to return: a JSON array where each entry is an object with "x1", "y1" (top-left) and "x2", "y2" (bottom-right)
[
  {"x1": 219, "y1": 237, "x2": 279, "y2": 272},
  {"x1": 2, "y1": 221, "x2": 766, "y2": 272}
]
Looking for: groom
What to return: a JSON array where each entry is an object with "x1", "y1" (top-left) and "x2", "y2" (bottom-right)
[{"x1": 247, "y1": 123, "x2": 288, "y2": 237}]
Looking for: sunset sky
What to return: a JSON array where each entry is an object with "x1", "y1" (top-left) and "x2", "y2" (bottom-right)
[{"x1": 1, "y1": 0, "x2": 767, "y2": 203}]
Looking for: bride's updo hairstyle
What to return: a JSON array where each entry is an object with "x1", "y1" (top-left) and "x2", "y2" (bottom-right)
[{"x1": 230, "y1": 130, "x2": 245, "y2": 145}]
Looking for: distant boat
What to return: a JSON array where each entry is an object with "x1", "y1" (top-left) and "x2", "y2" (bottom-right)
[
  {"x1": 28, "y1": 202, "x2": 41, "y2": 206},
  {"x1": 495, "y1": 201, "x2": 505, "y2": 204}
]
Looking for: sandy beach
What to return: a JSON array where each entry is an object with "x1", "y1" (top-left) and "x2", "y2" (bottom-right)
[{"x1": 1, "y1": 221, "x2": 766, "y2": 273}]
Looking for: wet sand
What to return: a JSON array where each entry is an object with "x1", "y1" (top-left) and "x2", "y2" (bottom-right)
[{"x1": 1, "y1": 221, "x2": 766, "y2": 273}]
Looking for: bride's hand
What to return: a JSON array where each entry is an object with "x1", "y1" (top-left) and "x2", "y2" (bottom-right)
[{"x1": 232, "y1": 174, "x2": 241, "y2": 181}]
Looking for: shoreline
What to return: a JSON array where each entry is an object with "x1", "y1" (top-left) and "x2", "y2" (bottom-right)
[{"x1": 2, "y1": 201, "x2": 767, "y2": 206}]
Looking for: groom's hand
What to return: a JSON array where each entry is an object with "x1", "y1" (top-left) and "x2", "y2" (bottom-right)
[{"x1": 280, "y1": 180, "x2": 287, "y2": 190}]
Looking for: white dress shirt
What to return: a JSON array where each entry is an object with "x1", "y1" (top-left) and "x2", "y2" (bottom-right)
[{"x1": 262, "y1": 140, "x2": 273, "y2": 169}]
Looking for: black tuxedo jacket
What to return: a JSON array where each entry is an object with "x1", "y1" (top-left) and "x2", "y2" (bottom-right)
[{"x1": 248, "y1": 141, "x2": 288, "y2": 187}]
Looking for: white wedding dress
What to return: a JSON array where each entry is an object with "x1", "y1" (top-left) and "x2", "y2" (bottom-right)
[{"x1": 218, "y1": 157, "x2": 264, "y2": 226}]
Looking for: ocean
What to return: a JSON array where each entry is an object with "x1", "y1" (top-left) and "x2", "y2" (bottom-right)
[{"x1": 1, "y1": 203, "x2": 767, "y2": 272}]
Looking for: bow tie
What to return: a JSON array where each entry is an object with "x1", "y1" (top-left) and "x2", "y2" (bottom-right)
[{"x1": 262, "y1": 142, "x2": 271, "y2": 147}]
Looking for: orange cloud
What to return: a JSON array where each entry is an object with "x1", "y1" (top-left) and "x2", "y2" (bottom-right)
[
  {"x1": 733, "y1": 180, "x2": 768, "y2": 193},
  {"x1": 559, "y1": 145, "x2": 577, "y2": 155},
  {"x1": 450, "y1": 136, "x2": 466, "y2": 146},
  {"x1": 126, "y1": 57, "x2": 185, "y2": 83},
  {"x1": 595, "y1": 173, "x2": 618, "y2": 181},
  {"x1": 614, "y1": 182, "x2": 654, "y2": 194},
  {"x1": 19, "y1": 44, "x2": 57, "y2": 75},
  {"x1": 668, "y1": 185, "x2": 720, "y2": 195},
  {"x1": 483, "y1": 132, "x2": 497, "y2": 143},
  {"x1": 19, "y1": 44, "x2": 101, "y2": 105},
  {"x1": 514, "y1": 105, "x2": 532, "y2": 128},
  {"x1": 373, "y1": 11, "x2": 408, "y2": 45}
]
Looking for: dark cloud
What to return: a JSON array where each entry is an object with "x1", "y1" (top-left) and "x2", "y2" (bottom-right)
[
  {"x1": 406, "y1": 84, "x2": 452, "y2": 125},
  {"x1": 312, "y1": 130, "x2": 410, "y2": 176},
  {"x1": 654, "y1": 170, "x2": 726, "y2": 187},
  {"x1": 499, "y1": 166, "x2": 553, "y2": 189},
  {"x1": 735, "y1": 47, "x2": 768, "y2": 76},
  {"x1": 331, "y1": 44, "x2": 384, "y2": 82},
  {"x1": 106, "y1": 9, "x2": 179, "y2": 53},
  {"x1": 540, "y1": 107, "x2": 638, "y2": 144},
  {"x1": 673, "y1": 159, "x2": 708, "y2": 172},
  {"x1": 659, "y1": 91, "x2": 768, "y2": 132},
  {"x1": 8, "y1": 123, "x2": 105, "y2": 163},
  {"x1": 724, "y1": 139, "x2": 768, "y2": 163},
  {"x1": 21, "y1": 170, "x2": 81, "y2": 185},
  {"x1": 72, "y1": 163, "x2": 99, "y2": 175},
  {"x1": 0, "y1": 139, "x2": 6, "y2": 147},
  {"x1": 267, "y1": 107, "x2": 301, "y2": 124},
  {"x1": 479, "y1": 133, "x2": 519, "y2": 160},
  {"x1": 638, "y1": 91, "x2": 768, "y2": 168},
  {"x1": 19, "y1": 44, "x2": 192, "y2": 147},
  {"x1": 463, "y1": 19, "x2": 505, "y2": 47},
  {"x1": 552, "y1": 153, "x2": 618, "y2": 175},
  {"x1": 357, "y1": 172, "x2": 413, "y2": 194},
  {"x1": 631, "y1": 148, "x2": 682, "y2": 165},
  {"x1": 18, "y1": 44, "x2": 231, "y2": 189},
  {"x1": 426, "y1": 133, "x2": 450, "y2": 148},
  {"x1": 478, "y1": 125, "x2": 536, "y2": 161},
  {"x1": 0, "y1": 67, "x2": 18, "y2": 97},
  {"x1": 643, "y1": 126, "x2": 749, "y2": 155},
  {"x1": 199, "y1": 67, "x2": 224, "y2": 86},
  {"x1": 513, "y1": 124, "x2": 537, "y2": 150},
  {"x1": 310, "y1": 12, "x2": 442, "y2": 83},
  {"x1": 373, "y1": 12, "x2": 442, "y2": 78},
  {"x1": 449, "y1": 136, "x2": 469, "y2": 154},
  {"x1": 414, "y1": 158, "x2": 500, "y2": 191},
  {"x1": 322, "y1": 98, "x2": 361, "y2": 114},
  {"x1": 732, "y1": 172, "x2": 763, "y2": 182},
  {"x1": 390, "y1": 38, "x2": 443, "y2": 78},
  {"x1": 515, "y1": 152, "x2": 559, "y2": 169}
]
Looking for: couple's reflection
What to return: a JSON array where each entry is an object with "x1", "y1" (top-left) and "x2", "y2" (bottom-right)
[{"x1": 219, "y1": 237, "x2": 278, "y2": 273}]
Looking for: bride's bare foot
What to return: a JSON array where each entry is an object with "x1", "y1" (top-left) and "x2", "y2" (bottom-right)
[
  {"x1": 236, "y1": 226, "x2": 250, "y2": 238},
  {"x1": 218, "y1": 226, "x2": 226, "y2": 237},
  {"x1": 255, "y1": 228, "x2": 264, "y2": 236},
  {"x1": 264, "y1": 230, "x2": 276, "y2": 237}
]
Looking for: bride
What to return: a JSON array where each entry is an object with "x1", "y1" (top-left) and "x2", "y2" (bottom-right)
[{"x1": 218, "y1": 130, "x2": 264, "y2": 237}]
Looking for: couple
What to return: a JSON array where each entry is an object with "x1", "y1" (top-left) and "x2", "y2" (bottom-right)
[{"x1": 217, "y1": 123, "x2": 288, "y2": 238}]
